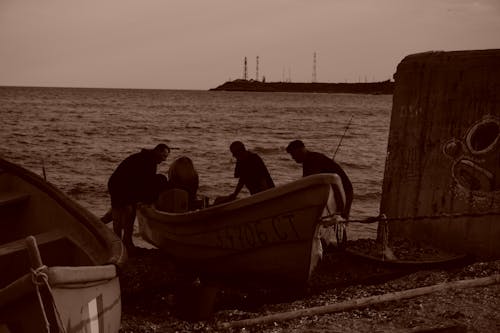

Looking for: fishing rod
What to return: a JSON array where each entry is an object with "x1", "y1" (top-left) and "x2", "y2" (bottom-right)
[
  {"x1": 42, "y1": 159, "x2": 47, "y2": 181},
  {"x1": 333, "y1": 114, "x2": 354, "y2": 159}
]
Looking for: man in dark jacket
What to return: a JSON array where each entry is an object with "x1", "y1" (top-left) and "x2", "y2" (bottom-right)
[
  {"x1": 108, "y1": 144, "x2": 169, "y2": 253},
  {"x1": 286, "y1": 139, "x2": 353, "y2": 219},
  {"x1": 228, "y1": 141, "x2": 275, "y2": 200}
]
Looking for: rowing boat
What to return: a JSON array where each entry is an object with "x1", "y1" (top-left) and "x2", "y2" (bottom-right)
[
  {"x1": 137, "y1": 174, "x2": 345, "y2": 287},
  {"x1": 0, "y1": 157, "x2": 126, "y2": 333}
]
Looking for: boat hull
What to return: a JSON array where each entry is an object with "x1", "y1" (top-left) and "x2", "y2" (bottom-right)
[
  {"x1": 138, "y1": 174, "x2": 345, "y2": 286},
  {"x1": 0, "y1": 266, "x2": 121, "y2": 333}
]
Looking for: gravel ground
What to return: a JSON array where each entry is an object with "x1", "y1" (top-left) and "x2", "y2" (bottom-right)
[{"x1": 118, "y1": 240, "x2": 500, "y2": 333}]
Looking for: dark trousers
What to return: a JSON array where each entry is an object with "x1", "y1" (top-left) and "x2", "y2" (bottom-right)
[{"x1": 111, "y1": 204, "x2": 136, "y2": 253}]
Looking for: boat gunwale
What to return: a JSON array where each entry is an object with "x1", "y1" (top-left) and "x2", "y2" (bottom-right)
[
  {"x1": 141, "y1": 203, "x2": 326, "y2": 238},
  {"x1": 139, "y1": 173, "x2": 342, "y2": 225}
]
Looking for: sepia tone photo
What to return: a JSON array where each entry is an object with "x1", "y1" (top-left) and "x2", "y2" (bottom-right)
[{"x1": 1, "y1": 1, "x2": 499, "y2": 332}]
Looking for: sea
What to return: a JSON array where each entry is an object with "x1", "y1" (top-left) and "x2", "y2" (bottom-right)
[{"x1": 0, "y1": 86, "x2": 392, "y2": 241}]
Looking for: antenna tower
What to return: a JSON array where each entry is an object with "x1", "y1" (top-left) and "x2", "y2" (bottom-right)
[
  {"x1": 243, "y1": 57, "x2": 248, "y2": 80},
  {"x1": 256, "y1": 56, "x2": 259, "y2": 81},
  {"x1": 312, "y1": 52, "x2": 317, "y2": 83}
]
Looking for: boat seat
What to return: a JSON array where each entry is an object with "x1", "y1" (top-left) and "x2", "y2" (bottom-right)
[
  {"x1": 0, "y1": 230, "x2": 66, "y2": 258},
  {"x1": 0, "y1": 192, "x2": 30, "y2": 209}
]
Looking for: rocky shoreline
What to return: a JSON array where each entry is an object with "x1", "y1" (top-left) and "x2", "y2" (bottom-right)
[
  {"x1": 210, "y1": 79, "x2": 394, "y2": 95},
  {"x1": 118, "y1": 239, "x2": 500, "y2": 332}
]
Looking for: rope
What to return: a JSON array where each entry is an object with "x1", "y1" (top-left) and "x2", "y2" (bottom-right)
[
  {"x1": 321, "y1": 210, "x2": 500, "y2": 225},
  {"x1": 320, "y1": 214, "x2": 348, "y2": 248},
  {"x1": 319, "y1": 210, "x2": 500, "y2": 251},
  {"x1": 31, "y1": 266, "x2": 51, "y2": 333},
  {"x1": 31, "y1": 266, "x2": 68, "y2": 333},
  {"x1": 335, "y1": 222, "x2": 347, "y2": 248}
]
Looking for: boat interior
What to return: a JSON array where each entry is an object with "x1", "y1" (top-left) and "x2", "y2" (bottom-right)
[{"x1": 0, "y1": 167, "x2": 97, "y2": 290}]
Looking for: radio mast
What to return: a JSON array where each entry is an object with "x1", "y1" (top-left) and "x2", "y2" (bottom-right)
[
  {"x1": 312, "y1": 52, "x2": 317, "y2": 83},
  {"x1": 256, "y1": 56, "x2": 259, "y2": 81},
  {"x1": 243, "y1": 57, "x2": 248, "y2": 80}
]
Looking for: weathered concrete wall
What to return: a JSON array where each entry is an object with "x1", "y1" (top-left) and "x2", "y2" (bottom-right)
[{"x1": 380, "y1": 49, "x2": 500, "y2": 258}]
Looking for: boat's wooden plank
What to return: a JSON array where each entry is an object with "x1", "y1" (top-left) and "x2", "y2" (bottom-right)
[
  {"x1": 0, "y1": 230, "x2": 66, "y2": 257},
  {"x1": 0, "y1": 192, "x2": 30, "y2": 208}
]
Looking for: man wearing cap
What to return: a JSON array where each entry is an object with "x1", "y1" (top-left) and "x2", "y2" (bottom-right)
[
  {"x1": 286, "y1": 139, "x2": 353, "y2": 219},
  {"x1": 107, "y1": 143, "x2": 170, "y2": 254}
]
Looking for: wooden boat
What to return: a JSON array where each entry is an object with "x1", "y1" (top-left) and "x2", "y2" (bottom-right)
[
  {"x1": 345, "y1": 248, "x2": 468, "y2": 268},
  {"x1": 137, "y1": 174, "x2": 346, "y2": 287},
  {"x1": 0, "y1": 157, "x2": 126, "y2": 333}
]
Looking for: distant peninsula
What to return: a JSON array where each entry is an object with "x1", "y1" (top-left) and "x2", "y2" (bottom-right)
[{"x1": 210, "y1": 79, "x2": 394, "y2": 94}]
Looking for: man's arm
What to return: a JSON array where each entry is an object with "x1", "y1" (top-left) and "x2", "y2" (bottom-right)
[{"x1": 229, "y1": 178, "x2": 245, "y2": 200}]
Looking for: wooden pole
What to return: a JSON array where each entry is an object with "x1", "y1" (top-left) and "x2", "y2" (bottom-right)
[
  {"x1": 26, "y1": 235, "x2": 43, "y2": 269},
  {"x1": 219, "y1": 274, "x2": 500, "y2": 329}
]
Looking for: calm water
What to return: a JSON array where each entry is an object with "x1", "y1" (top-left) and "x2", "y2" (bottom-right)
[{"x1": 0, "y1": 86, "x2": 392, "y2": 240}]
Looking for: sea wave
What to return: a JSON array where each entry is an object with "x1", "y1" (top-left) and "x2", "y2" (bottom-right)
[
  {"x1": 355, "y1": 191, "x2": 382, "y2": 202},
  {"x1": 0, "y1": 87, "x2": 392, "y2": 229}
]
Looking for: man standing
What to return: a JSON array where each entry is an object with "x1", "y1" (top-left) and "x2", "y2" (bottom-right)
[
  {"x1": 228, "y1": 141, "x2": 275, "y2": 200},
  {"x1": 286, "y1": 139, "x2": 353, "y2": 219},
  {"x1": 108, "y1": 143, "x2": 169, "y2": 254}
]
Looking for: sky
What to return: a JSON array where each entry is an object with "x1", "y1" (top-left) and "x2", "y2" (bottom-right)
[{"x1": 1, "y1": 0, "x2": 499, "y2": 90}]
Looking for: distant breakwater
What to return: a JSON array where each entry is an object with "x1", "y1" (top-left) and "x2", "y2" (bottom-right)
[{"x1": 210, "y1": 79, "x2": 394, "y2": 94}]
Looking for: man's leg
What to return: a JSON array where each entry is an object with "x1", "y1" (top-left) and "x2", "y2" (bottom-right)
[
  {"x1": 111, "y1": 207, "x2": 123, "y2": 239},
  {"x1": 121, "y1": 204, "x2": 137, "y2": 254},
  {"x1": 112, "y1": 204, "x2": 137, "y2": 254}
]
